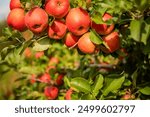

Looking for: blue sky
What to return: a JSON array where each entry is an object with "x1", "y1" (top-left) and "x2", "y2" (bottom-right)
[{"x1": 0, "y1": 0, "x2": 10, "y2": 20}]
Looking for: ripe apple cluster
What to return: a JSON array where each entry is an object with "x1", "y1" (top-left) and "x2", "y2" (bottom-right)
[
  {"x1": 7, "y1": 0, "x2": 120, "y2": 54},
  {"x1": 24, "y1": 47, "x2": 75, "y2": 100},
  {"x1": 28, "y1": 54, "x2": 65, "y2": 100}
]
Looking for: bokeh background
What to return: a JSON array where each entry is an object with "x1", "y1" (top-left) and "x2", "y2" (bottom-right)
[{"x1": 0, "y1": 0, "x2": 10, "y2": 20}]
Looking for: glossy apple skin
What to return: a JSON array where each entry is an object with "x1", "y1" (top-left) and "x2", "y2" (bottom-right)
[
  {"x1": 39, "y1": 73, "x2": 51, "y2": 83},
  {"x1": 64, "y1": 32, "x2": 79, "y2": 47},
  {"x1": 45, "y1": 0, "x2": 70, "y2": 18},
  {"x1": 10, "y1": 0, "x2": 21, "y2": 10},
  {"x1": 25, "y1": 7, "x2": 48, "y2": 33},
  {"x1": 102, "y1": 31, "x2": 120, "y2": 53},
  {"x1": 48, "y1": 20, "x2": 67, "y2": 40},
  {"x1": 78, "y1": 32, "x2": 96, "y2": 54},
  {"x1": 91, "y1": 13, "x2": 114, "y2": 35},
  {"x1": 7, "y1": 8, "x2": 26, "y2": 31},
  {"x1": 66, "y1": 8, "x2": 91, "y2": 36},
  {"x1": 65, "y1": 89, "x2": 73, "y2": 100},
  {"x1": 44, "y1": 86, "x2": 58, "y2": 100}
]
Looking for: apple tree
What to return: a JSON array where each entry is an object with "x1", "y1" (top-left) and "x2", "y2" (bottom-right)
[{"x1": 0, "y1": 0, "x2": 150, "y2": 100}]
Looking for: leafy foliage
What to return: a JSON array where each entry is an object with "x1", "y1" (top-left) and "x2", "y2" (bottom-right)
[{"x1": 0, "y1": 0, "x2": 150, "y2": 100}]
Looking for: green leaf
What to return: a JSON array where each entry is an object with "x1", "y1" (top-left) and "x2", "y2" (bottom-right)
[
  {"x1": 33, "y1": 37, "x2": 50, "y2": 51},
  {"x1": 131, "y1": 69, "x2": 138, "y2": 88},
  {"x1": 64, "y1": 76, "x2": 71, "y2": 88},
  {"x1": 130, "y1": 19, "x2": 142, "y2": 42},
  {"x1": 134, "y1": 0, "x2": 149, "y2": 11},
  {"x1": 102, "y1": 75, "x2": 125, "y2": 96},
  {"x1": 92, "y1": 74, "x2": 104, "y2": 96},
  {"x1": 20, "y1": 39, "x2": 34, "y2": 55},
  {"x1": 19, "y1": 66, "x2": 42, "y2": 74},
  {"x1": 33, "y1": 0, "x2": 43, "y2": 7},
  {"x1": 139, "y1": 86, "x2": 150, "y2": 95},
  {"x1": 91, "y1": 14, "x2": 104, "y2": 24},
  {"x1": 143, "y1": 41, "x2": 150, "y2": 54},
  {"x1": 81, "y1": 93, "x2": 96, "y2": 100},
  {"x1": 0, "y1": 40, "x2": 18, "y2": 52},
  {"x1": 141, "y1": 20, "x2": 150, "y2": 45},
  {"x1": 123, "y1": 79, "x2": 132, "y2": 86},
  {"x1": 90, "y1": 29, "x2": 103, "y2": 45},
  {"x1": 2, "y1": 27, "x2": 13, "y2": 38},
  {"x1": 70, "y1": 77, "x2": 91, "y2": 93},
  {"x1": 0, "y1": 64, "x2": 10, "y2": 73}
]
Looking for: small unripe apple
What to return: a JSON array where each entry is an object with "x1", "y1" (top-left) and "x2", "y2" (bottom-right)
[
  {"x1": 7, "y1": 8, "x2": 26, "y2": 31},
  {"x1": 10, "y1": 0, "x2": 22, "y2": 10},
  {"x1": 102, "y1": 31, "x2": 120, "y2": 53},
  {"x1": 48, "y1": 20, "x2": 67, "y2": 40},
  {"x1": 66, "y1": 8, "x2": 91, "y2": 36},
  {"x1": 44, "y1": 86, "x2": 58, "y2": 100},
  {"x1": 91, "y1": 13, "x2": 114, "y2": 35},
  {"x1": 78, "y1": 32, "x2": 96, "y2": 54},
  {"x1": 64, "y1": 32, "x2": 79, "y2": 47},
  {"x1": 25, "y1": 7, "x2": 48, "y2": 33},
  {"x1": 39, "y1": 73, "x2": 51, "y2": 83},
  {"x1": 45, "y1": 0, "x2": 70, "y2": 18}
]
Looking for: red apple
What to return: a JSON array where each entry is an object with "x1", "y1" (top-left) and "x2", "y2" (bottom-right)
[
  {"x1": 46, "y1": 57, "x2": 59, "y2": 72},
  {"x1": 66, "y1": 8, "x2": 91, "y2": 36},
  {"x1": 49, "y1": 57, "x2": 59, "y2": 65},
  {"x1": 65, "y1": 89, "x2": 73, "y2": 100},
  {"x1": 64, "y1": 32, "x2": 79, "y2": 47},
  {"x1": 102, "y1": 31, "x2": 120, "y2": 53},
  {"x1": 39, "y1": 73, "x2": 51, "y2": 83},
  {"x1": 48, "y1": 20, "x2": 67, "y2": 40},
  {"x1": 91, "y1": 13, "x2": 114, "y2": 35},
  {"x1": 78, "y1": 32, "x2": 96, "y2": 54},
  {"x1": 30, "y1": 74, "x2": 36, "y2": 84},
  {"x1": 7, "y1": 8, "x2": 26, "y2": 31},
  {"x1": 121, "y1": 94, "x2": 131, "y2": 100},
  {"x1": 44, "y1": 86, "x2": 58, "y2": 100},
  {"x1": 25, "y1": 7, "x2": 48, "y2": 33},
  {"x1": 24, "y1": 47, "x2": 32, "y2": 58},
  {"x1": 10, "y1": 0, "x2": 21, "y2": 10},
  {"x1": 56, "y1": 74, "x2": 64, "y2": 86},
  {"x1": 45, "y1": 0, "x2": 70, "y2": 18},
  {"x1": 35, "y1": 51, "x2": 44, "y2": 59}
]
